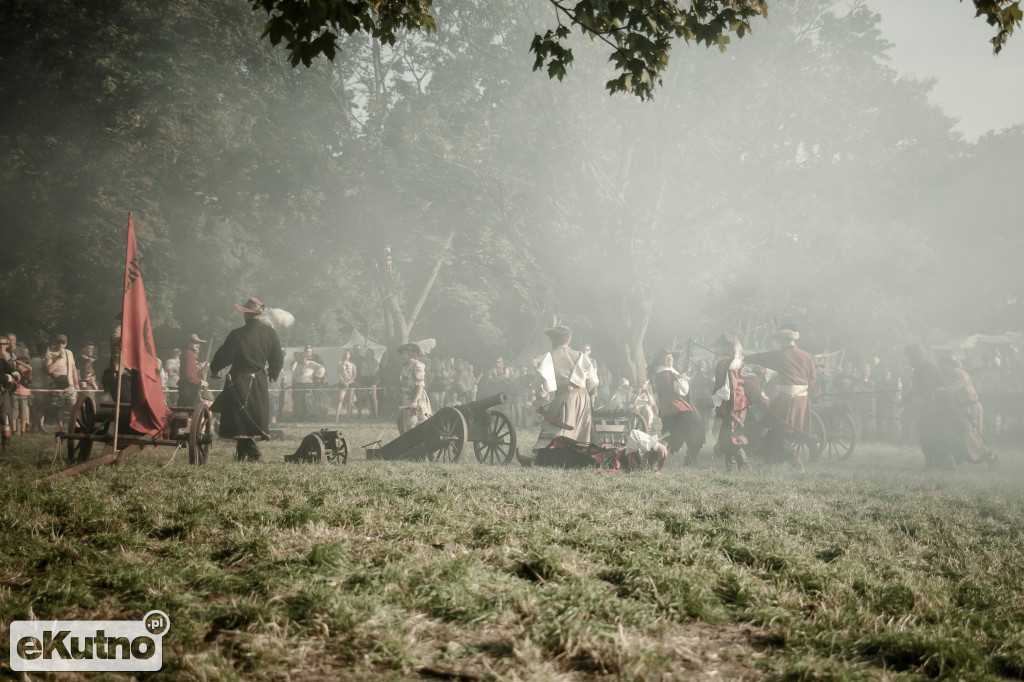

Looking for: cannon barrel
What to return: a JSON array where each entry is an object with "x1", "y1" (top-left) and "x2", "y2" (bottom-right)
[{"x1": 452, "y1": 393, "x2": 507, "y2": 422}]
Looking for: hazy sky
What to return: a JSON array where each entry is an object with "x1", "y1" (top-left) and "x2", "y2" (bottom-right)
[{"x1": 870, "y1": 0, "x2": 1024, "y2": 140}]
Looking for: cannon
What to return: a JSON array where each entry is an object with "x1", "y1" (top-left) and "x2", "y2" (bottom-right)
[
  {"x1": 285, "y1": 428, "x2": 350, "y2": 465},
  {"x1": 365, "y1": 393, "x2": 517, "y2": 464}
]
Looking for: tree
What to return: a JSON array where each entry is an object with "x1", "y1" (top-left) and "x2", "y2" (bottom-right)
[{"x1": 251, "y1": 0, "x2": 1022, "y2": 100}]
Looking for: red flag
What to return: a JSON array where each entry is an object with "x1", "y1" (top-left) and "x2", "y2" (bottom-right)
[{"x1": 121, "y1": 213, "x2": 174, "y2": 436}]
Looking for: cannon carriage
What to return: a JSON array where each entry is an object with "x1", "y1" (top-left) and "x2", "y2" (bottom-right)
[
  {"x1": 285, "y1": 428, "x2": 350, "y2": 465},
  {"x1": 365, "y1": 393, "x2": 517, "y2": 464},
  {"x1": 60, "y1": 395, "x2": 214, "y2": 466}
]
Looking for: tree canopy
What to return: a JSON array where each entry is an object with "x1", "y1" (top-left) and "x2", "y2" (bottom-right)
[
  {"x1": 252, "y1": 0, "x2": 1022, "y2": 99},
  {"x1": 1, "y1": 0, "x2": 1020, "y2": 375}
]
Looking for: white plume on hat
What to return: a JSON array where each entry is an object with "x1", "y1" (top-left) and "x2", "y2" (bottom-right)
[
  {"x1": 414, "y1": 338, "x2": 437, "y2": 355},
  {"x1": 262, "y1": 308, "x2": 295, "y2": 329}
]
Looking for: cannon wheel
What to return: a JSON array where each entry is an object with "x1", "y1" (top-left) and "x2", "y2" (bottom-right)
[
  {"x1": 327, "y1": 436, "x2": 349, "y2": 465},
  {"x1": 473, "y1": 410, "x2": 517, "y2": 465},
  {"x1": 188, "y1": 405, "x2": 213, "y2": 466},
  {"x1": 66, "y1": 396, "x2": 96, "y2": 465},
  {"x1": 824, "y1": 411, "x2": 858, "y2": 460},
  {"x1": 295, "y1": 433, "x2": 327, "y2": 464},
  {"x1": 425, "y1": 407, "x2": 467, "y2": 463},
  {"x1": 795, "y1": 410, "x2": 827, "y2": 463}
]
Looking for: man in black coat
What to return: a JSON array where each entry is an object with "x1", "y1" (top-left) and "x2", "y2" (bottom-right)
[{"x1": 210, "y1": 297, "x2": 284, "y2": 461}]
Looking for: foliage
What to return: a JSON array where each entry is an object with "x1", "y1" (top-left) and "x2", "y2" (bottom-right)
[
  {"x1": 251, "y1": 0, "x2": 1021, "y2": 99},
  {"x1": 2, "y1": 431, "x2": 1024, "y2": 679}
]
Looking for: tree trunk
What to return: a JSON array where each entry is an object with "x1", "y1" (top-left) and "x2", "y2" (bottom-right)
[{"x1": 621, "y1": 289, "x2": 652, "y2": 386}]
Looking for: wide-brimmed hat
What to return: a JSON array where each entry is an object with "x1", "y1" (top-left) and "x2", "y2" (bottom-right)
[
  {"x1": 544, "y1": 325, "x2": 572, "y2": 344},
  {"x1": 234, "y1": 297, "x2": 265, "y2": 314},
  {"x1": 774, "y1": 324, "x2": 800, "y2": 341},
  {"x1": 187, "y1": 333, "x2": 207, "y2": 344},
  {"x1": 396, "y1": 343, "x2": 421, "y2": 355},
  {"x1": 712, "y1": 332, "x2": 738, "y2": 350}
]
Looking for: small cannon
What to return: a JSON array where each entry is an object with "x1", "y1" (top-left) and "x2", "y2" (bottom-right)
[
  {"x1": 285, "y1": 428, "x2": 350, "y2": 465},
  {"x1": 365, "y1": 393, "x2": 517, "y2": 464}
]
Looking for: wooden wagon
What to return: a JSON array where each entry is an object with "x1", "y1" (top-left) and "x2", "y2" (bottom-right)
[
  {"x1": 365, "y1": 393, "x2": 517, "y2": 464},
  {"x1": 591, "y1": 409, "x2": 649, "y2": 446},
  {"x1": 58, "y1": 395, "x2": 214, "y2": 468}
]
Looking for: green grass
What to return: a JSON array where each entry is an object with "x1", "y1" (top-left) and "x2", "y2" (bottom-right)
[{"x1": 1, "y1": 420, "x2": 1023, "y2": 680}]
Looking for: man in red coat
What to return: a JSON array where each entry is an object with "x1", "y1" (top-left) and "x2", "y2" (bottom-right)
[
  {"x1": 744, "y1": 324, "x2": 816, "y2": 472},
  {"x1": 177, "y1": 333, "x2": 207, "y2": 408},
  {"x1": 711, "y1": 333, "x2": 750, "y2": 471}
]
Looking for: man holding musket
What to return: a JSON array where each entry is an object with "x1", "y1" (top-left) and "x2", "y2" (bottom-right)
[
  {"x1": 744, "y1": 324, "x2": 816, "y2": 472},
  {"x1": 210, "y1": 297, "x2": 284, "y2": 462}
]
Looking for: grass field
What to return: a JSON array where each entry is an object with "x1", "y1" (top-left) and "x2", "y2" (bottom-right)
[{"x1": 1, "y1": 418, "x2": 1023, "y2": 681}]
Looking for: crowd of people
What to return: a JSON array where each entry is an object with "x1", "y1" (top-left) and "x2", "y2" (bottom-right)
[{"x1": 0, "y1": 310, "x2": 1011, "y2": 471}]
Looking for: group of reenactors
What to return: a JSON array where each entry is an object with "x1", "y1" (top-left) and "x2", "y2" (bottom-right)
[
  {"x1": 203, "y1": 297, "x2": 992, "y2": 471},
  {"x1": 517, "y1": 322, "x2": 817, "y2": 472}
]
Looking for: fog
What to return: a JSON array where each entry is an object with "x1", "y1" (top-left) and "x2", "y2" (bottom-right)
[{"x1": 0, "y1": 0, "x2": 1021, "y2": 416}]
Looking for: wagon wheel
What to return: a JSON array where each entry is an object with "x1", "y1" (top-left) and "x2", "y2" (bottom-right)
[
  {"x1": 795, "y1": 410, "x2": 827, "y2": 463},
  {"x1": 425, "y1": 407, "x2": 467, "y2": 463},
  {"x1": 473, "y1": 410, "x2": 517, "y2": 465},
  {"x1": 65, "y1": 396, "x2": 96, "y2": 465},
  {"x1": 626, "y1": 411, "x2": 648, "y2": 436},
  {"x1": 824, "y1": 410, "x2": 858, "y2": 460},
  {"x1": 295, "y1": 433, "x2": 327, "y2": 464},
  {"x1": 327, "y1": 436, "x2": 349, "y2": 465},
  {"x1": 188, "y1": 405, "x2": 213, "y2": 466}
]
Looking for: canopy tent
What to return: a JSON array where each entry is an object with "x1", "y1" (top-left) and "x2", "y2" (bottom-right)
[{"x1": 282, "y1": 331, "x2": 388, "y2": 385}]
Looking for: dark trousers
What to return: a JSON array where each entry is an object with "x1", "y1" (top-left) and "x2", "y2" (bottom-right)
[
  {"x1": 662, "y1": 410, "x2": 705, "y2": 460},
  {"x1": 236, "y1": 438, "x2": 261, "y2": 461}
]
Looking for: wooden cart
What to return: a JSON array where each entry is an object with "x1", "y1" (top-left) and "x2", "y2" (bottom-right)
[
  {"x1": 365, "y1": 393, "x2": 517, "y2": 464},
  {"x1": 59, "y1": 395, "x2": 214, "y2": 467},
  {"x1": 591, "y1": 409, "x2": 649, "y2": 446}
]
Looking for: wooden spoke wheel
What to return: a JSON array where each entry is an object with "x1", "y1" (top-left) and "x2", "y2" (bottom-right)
[
  {"x1": 626, "y1": 410, "x2": 648, "y2": 436},
  {"x1": 295, "y1": 433, "x2": 327, "y2": 464},
  {"x1": 473, "y1": 410, "x2": 517, "y2": 465},
  {"x1": 327, "y1": 436, "x2": 349, "y2": 465},
  {"x1": 795, "y1": 410, "x2": 827, "y2": 463},
  {"x1": 824, "y1": 410, "x2": 858, "y2": 460},
  {"x1": 425, "y1": 407, "x2": 467, "y2": 463},
  {"x1": 188, "y1": 405, "x2": 214, "y2": 466},
  {"x1": 66, "y1": 396, "x2": 96, "y2": 465}
]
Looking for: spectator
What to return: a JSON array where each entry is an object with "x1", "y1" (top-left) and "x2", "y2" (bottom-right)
[
  {"x1": 177, "y1": 334, "x2": 208, "y2": 408},
  {"x1": 5, "y1": 333, "x2": 29, "y2": 361},
  {"x1": 164, "y1": 348, "x2": 181, "y2": 390},
  {"x1": 633, "y1": 379, "x2": 655, "y2": 431},
  {"x1": 335, "y1": 349, "x2": 357, "y2": 421},
  {"x1": 875, "y1": 368, "x2": 902, "y2": 443},
  {"x1": 290, "y1": 347, "x2": 325, "y2": 422},
  {"x1": 427, "y1": 358, "x2": 446, "y2": 412},
  {"x1": 0, "y1": 337, "x2": 17, "y2": 447},
  {"x1": 78, "y1": 342, "x2": 100, "y2": 392},
  {"x1": 356, "y1": 348, "x2": 380, "y2": 419},
  {"x1": 28, "y1": 342, "x2": 48, "y2": 432},
  {"x1": 45, "y1": 334, "x2": 79, "y2": 432},
  {"x1": 609, "y1": 378, "x2": 634, "y2": 411}
]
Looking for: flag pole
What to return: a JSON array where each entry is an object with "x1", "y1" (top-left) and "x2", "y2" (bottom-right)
[{"x1": 112, "y1": 212, "x2": 131, "y2": 454}]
